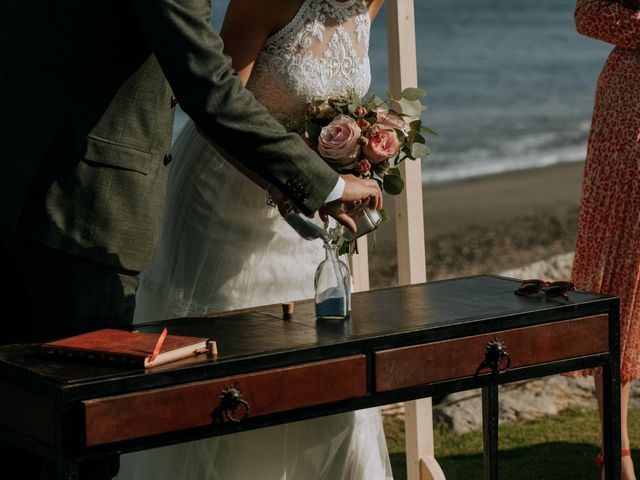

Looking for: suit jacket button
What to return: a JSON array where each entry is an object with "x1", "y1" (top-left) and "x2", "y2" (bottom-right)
[
  {"x1": 286, "y1": 176, "x2": 310, "y2": 201},
  {"x1": 163, "y1": 153, "x2": 172, "y2": 166},
  {"x1": 170, "y1": 96, "x2": 178, "y2": 108}
]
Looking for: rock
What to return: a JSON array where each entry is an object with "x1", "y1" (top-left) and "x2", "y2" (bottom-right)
[
  {"x1": 381, "y1": 375, "x2": 625, "y2": 434},
  {"x1": 499, "y1": 252, "x2": 575, "y2": 281},
  {"x1": 433, "y1": 376, "x2": 597, "y2": 434}
]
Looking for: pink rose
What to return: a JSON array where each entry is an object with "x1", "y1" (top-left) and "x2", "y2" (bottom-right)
[
  {"x1": 363, "y1": 128, "x2": 401, "y2": 164},
  {"x1": 318, "y1": 115, "x2": 362, "y2": 165},
  {"x1": 374, "y1": 107, "x2": 408, "y2": 132}
]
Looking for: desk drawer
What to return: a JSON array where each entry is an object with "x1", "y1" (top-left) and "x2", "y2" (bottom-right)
[
  {"x1": 375, "y1": 315, "x2": 608, "y2": 392},
  {"x1": 84, "y1": 355, "x2": 366, "y2": 446}
]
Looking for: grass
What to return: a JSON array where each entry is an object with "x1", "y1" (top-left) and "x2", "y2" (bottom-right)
[{"x1": 383, "y1": 406, "x2": 640, "y2": 479}]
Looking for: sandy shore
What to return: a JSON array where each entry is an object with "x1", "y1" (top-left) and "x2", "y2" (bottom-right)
[{"x1": 368, "y1": 161, "x2": 585, "y2": 289}]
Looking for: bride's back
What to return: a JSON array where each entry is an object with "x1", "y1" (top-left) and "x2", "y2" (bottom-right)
[{"x1": 246, "y1": 0, "x2": 372, "y2": 131}]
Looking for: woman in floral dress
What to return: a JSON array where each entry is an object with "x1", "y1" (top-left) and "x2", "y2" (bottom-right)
[{"x1": 572, "y1": 0, "x2": 640, "y2": 477}]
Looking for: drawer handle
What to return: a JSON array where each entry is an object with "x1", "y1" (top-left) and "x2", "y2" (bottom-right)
[
  {"x1": 474, "y1": 337, "x2": 511, "y2": 382},
  {"x1": 212, "y1": 385, "x2": 250, "y2": 423}
]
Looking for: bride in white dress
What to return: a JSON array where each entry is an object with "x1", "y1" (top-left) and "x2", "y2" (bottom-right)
[{"x1": 117, "y1": 0, "x2": 392, "y2": 478}]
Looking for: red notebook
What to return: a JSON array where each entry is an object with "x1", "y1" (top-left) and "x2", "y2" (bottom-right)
[{"x1": 40, "y1": 328, "x2": 213, "y2": 368}]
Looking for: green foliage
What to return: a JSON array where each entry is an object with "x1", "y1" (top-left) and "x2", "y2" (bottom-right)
[
  {"x1": 396, "y1": 97, "x2": 424, "y2": 119},
  {"x1": 383, "y1": 406, "x2": 640, "y2": 480},
  {"x1": 401, "y1": 87, "x2": 426, "y2": 101},
  {"x1": 383, "y1": 173, "x2": 404, "y2": 195},
  {"x1": 411, "y1": 143, "x2": 431, "y2": 159}
]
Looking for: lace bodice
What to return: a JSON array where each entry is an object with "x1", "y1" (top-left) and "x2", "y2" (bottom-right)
[{"x1": 246, "y1": 0, "x2": 371, "y2": 131}]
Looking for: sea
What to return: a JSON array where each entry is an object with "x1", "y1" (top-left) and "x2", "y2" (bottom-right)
[{"x1": 173, "y1": 0, "x2": 612, "y2": 186}]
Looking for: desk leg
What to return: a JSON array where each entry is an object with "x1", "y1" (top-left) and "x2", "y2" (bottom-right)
[
  {"x1": 482, "y1": 385, "x2": 499, "y2": 480},
  {"x1": 603, "y1": 309, "x2": 621, "y2": 479}
]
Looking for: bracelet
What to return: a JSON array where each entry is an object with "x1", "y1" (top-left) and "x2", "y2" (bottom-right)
[{"x1": 265, "y1": 184, "x2": 277, "y2": 208}]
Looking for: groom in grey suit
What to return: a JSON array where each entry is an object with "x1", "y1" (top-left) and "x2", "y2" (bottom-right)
[{"x1": 0, "y1": 0, "x2": 381, "y2": 478}]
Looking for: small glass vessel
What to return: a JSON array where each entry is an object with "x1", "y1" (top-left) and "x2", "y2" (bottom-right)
[
  {"x1": 314, "y1": 243, "x2": 351, "y2": 320},
  {"x1": 340, "y1": 202, "x2": 383, "y2": 242}
]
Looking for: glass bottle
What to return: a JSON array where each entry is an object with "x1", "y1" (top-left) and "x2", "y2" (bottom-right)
[{"x1": 314, "y1": 243, "x2": 351, "y2": 320}]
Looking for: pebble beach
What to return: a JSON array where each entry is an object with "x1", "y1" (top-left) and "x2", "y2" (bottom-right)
[{"x1": 368, "y1": 160, "x2": 584, "y2": 289}]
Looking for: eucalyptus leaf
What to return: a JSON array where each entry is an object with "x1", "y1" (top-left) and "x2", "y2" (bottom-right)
[
  {"x1": 397, "y1": 98, "x2": 423, "y2": 119},
  {"x1": 411, "y1": 143, "x2": 431, "y2": 158},
  {"x1": 410, "y1": 119, "x2": 422, "y2": 130},
  {"x1": 402, "y1": 145, "x2": 414, "y2": 160},
  {"x1": 401, "y1": 87, "x2": 426, "y2": 101},
  {"x1": 373, "y1": 95, "x2": 386, "y2": 108},
  {"x1": 383, "y1": 174, "x2": 405, "y2": 195},
  {"x1": 422, "y1": 126, "x2": 440, "y2": 136},
  {"x1": 388, "y1": 167, "x2": 402, "y2": 176},
  {"x1": 379, "y1": 208, "x2": 391, "y2": 222}
]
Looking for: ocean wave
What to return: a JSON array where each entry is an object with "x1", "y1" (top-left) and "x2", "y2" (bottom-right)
[{"x1": 422, "y1": 138, "x2": 587, "y2": 185}]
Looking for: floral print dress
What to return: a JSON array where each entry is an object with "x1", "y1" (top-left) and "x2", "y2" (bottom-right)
[{"x1": 572, "y1": 0, "x2": 640, "y2": 381}]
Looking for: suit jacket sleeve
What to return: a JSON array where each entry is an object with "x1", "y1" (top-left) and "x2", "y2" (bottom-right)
[{"x1": 131, "y1": 0, "x2": 338, "y2": 214}]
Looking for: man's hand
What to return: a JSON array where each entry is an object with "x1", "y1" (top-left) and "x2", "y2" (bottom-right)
[{"x1": 320, "y1": 175, "x2": 383, "y2": 233}]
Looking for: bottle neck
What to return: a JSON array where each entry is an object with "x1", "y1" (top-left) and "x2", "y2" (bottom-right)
[{"x1": 323, "y1": 242, "x2": 338, "y2": 260}]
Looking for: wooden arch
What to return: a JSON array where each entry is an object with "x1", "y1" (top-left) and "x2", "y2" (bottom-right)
[{"x1": 350, "y1": 1, "x2": 444, "y2": 478}]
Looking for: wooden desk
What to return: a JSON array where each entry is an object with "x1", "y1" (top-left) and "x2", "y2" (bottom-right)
[{"x1": 0, "y1": 275, "x2": 621, "y2": 479}]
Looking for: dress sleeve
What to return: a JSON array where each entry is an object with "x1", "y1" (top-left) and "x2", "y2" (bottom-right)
[
  {"x1": 575, "y1": 0, "x2": 640, "y2": 48},
  {"x1": 131, "y1": 0, "x2": 337, "y2": 215}
]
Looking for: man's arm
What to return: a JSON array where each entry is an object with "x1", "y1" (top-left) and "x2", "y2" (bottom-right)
[{"x1": 131, "y1": 0, "x2": 339, "y2": 215}]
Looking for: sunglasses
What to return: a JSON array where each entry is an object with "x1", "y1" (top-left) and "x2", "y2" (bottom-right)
[{"x1": 515, "y1": 279, "x2": 576, "y2": 298}]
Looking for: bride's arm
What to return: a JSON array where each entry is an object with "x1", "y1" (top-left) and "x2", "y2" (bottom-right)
[
  {"x1": 217, "y1": 0, "x2": 383, "y2": 192},
  {"x1": 367, "y1": 0, "x2": 384, "y2": 21},
  {"x1": 203, "y1": 0, "x2": 303, "y2": 194}
]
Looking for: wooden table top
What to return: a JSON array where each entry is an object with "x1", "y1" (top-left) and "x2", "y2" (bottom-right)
[{"x1": 0, "y1": 275, "x2": 618, "y2": 401}]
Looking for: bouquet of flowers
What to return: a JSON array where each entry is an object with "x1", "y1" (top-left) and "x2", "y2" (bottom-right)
[{"x1": 299, "y1": 87, "x2": 435, "y2": 252}]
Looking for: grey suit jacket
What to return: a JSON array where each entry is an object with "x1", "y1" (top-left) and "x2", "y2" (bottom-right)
[{"x1": 0, "y1": 0, "x2": 338, "y2": 271}]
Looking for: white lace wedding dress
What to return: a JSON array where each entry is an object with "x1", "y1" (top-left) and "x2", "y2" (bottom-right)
[{"x1": 116, "y1": 1, "x2": 393, "y2": 478}]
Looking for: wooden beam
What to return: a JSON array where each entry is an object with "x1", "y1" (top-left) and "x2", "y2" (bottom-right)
[
  {"x1": 386, "y1": 1, "x2": 443, "y2": 479},
  {"x1": 349, "y1": 237, "x2": 370, "y2": 292},
  {"x1": 387, "y1": 1, "x2": 426, "y2": 287}
]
